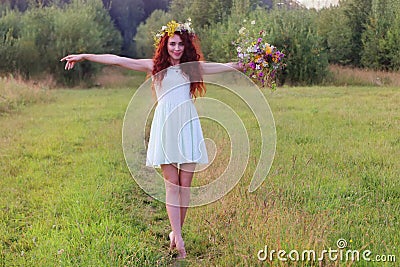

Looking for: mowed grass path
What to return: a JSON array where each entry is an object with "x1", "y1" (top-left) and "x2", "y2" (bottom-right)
[{"x1": 0, "y1": 82, "x2": 399, "y2": 266}]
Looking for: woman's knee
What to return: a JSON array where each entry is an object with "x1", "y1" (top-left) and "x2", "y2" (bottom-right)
[{"x1": 161, "y1": 164, "x2": 179, "y2": 183}]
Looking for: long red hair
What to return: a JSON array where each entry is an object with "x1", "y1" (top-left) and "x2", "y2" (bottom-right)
[{"x1": 152, "y1": 31, "x2": 206, "y2": 98}]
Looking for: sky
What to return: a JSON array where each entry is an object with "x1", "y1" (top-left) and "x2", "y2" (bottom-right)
[{"x1": 297, "y1": 0, "x2": 339, "y2": 9}]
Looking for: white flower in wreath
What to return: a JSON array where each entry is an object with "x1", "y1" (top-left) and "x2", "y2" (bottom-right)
[{"x1": 184, "y1": 22, "x2": 191, "y2": 31}]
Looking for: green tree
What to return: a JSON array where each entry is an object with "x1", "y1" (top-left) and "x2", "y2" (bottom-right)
[
  {"x1": 317, "y1": 6, "x2": 353, "y2": 65},
  {"x1": 198, "y1": 0, "x2": 252, "y2": 61},
  {"x1": 16, "y1": 7, "x2": 54, "y2": 78},
  {"x1": 52, "y1": 0, "x2": 122, "y2": 84},
  {"x1": 265, "y1": 9, "x2": 328, "y2": 85},
  {"x1": 169, "y1": 0, "x2": 234, "y2": 28},
  {"x1": 361, "y1": 0, "x2": 397, "y2": 70},
  {"x1": 102, "y1": 0, "x2": 144, "y2": 56},
  {"x1": 134, "y1": 9, "x2": 172, "y2": 58},
  {"x1": 202, "y1": 7, "x2": 328, "y2": 85},
  {"x1": 0, "y1": 9, "x2": 21, "y2": 74},
  {"x1": 1, "y1": 0, "x2": 122, "y2": 84},
  {"x1": 386, "y1": 3, "x2": 400, "y2": 70},
  {"x1": 342, "y1": 0, "x2": 372, "y2": 67}
]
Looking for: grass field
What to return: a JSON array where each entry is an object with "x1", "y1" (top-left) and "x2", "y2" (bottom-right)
[{"x1": 0, "y1": 75, "x2": 399, "y2": 266}]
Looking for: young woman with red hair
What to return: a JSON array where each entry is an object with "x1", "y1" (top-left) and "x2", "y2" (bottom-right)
[{"x1": 61, "y1": 19, "x2": 241, "y2": 259}]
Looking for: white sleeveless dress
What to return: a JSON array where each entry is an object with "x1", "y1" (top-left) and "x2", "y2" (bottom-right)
[{"x1": 146, "y1": 65, "x2": 208, "y2": 167}]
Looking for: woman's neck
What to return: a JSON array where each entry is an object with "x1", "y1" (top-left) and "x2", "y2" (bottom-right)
[{"x1": 170, "y1": 58, "x2": 180, "y2": 66}]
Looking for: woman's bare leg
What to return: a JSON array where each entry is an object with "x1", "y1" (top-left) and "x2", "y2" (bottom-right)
[
  {"x1": 178, "y1": 163, "x2": 196, "y2": 227},
  {"x1": 161, "y1": 164, "x2": 186, "y2": 258}
]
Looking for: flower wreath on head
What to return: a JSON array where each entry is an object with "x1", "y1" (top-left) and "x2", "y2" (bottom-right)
[{"x1": 153, "y1": 18, "x2": 195, "y2": 47}]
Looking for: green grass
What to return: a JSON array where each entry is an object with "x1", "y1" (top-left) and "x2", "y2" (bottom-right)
[{"x1": 0, "y1": 79, "x2": 399, "y2": 266}]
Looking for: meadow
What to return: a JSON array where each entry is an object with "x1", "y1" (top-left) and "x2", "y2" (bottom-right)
[{"x1": 0, "y1": 72, "x2": 399, "y2": 266}]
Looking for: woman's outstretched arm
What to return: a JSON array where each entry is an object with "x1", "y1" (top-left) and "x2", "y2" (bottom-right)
[
  {"x1": 60, "y1": 54, "x2": 153, "y2": 73},
  {"x1": 200, "y1": 62, "x2": 243, "y2": 75}
]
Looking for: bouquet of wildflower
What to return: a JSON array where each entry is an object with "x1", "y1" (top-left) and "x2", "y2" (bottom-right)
[{"x1": 234, "y1": 21, "x2": 285, "y2": 90}]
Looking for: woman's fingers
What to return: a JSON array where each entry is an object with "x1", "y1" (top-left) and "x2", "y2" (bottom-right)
[
  {"x1": 61, "y1": 54, "x2": 81, "y2": 70},
  {"x1": 60, "y1": 55, "x2": 73, "y2": 62},
  {"x1": 61, "y1": 55, "x2": 73, "y2": 70},
  {"x1": 64, "y1": 61, "x2": 75, "y2": 70}
]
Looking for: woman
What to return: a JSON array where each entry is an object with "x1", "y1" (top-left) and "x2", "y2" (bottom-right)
[{"x1": 61, "y1": 19, "x2": 241, "y2": 259}]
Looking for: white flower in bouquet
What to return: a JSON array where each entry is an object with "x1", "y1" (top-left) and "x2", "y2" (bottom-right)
[{"x1": 239, "y1": 27, "x2": 247, "y2": 35}]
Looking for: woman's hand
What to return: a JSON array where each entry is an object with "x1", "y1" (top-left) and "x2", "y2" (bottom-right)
[{"x1": 60, "y1": 54, "x2": 86, "y2": 70}]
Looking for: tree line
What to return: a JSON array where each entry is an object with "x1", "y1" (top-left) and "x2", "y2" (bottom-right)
[
  {"x1": 1, "y1": 0, "x2": 170, "y2": 56},
  {"x1": 1, "y1": 0, "x2": 399, "y2": 86}
]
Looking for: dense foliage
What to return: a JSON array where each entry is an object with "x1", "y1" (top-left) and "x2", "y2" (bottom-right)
[
  {"x1": 0, "y1": 0, "x2": 122, "y2": 85},
  {"x1": 318, "y1": 0, "x2": 400, "y2": 71},
  {"x1": 1, "y1": 0, "x2": 400, "y2": 86}
]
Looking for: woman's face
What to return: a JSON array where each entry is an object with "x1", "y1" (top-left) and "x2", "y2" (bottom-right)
[{"x1": 167, "y1": 34, "x2": 184, "y2": 65}]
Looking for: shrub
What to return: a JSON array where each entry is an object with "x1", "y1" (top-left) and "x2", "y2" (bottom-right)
[
  {"x1": 0, "y1": 0, "x2": 122, "y2": 86},
  {"x1": 134, "y1": 10, "x2": 171, "y2": 59},
  {"x1": 0, "y1": 10, "x2": 21, "y2": 74},
  {"x1": 201, "y1": 8, "x2": 329, "y2": 86}
]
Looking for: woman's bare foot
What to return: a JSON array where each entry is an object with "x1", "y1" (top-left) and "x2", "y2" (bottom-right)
[
  {"x1": 175, "y1": 235, "x2": 186, "y2": 259},
  {"x1": 169, "y1": 231, "x2": 176, "y2": 250}
]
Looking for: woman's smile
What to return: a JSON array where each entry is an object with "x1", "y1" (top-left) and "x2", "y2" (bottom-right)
[
  {"x1": 173, "y1": 51, "x2": 182, "y2": 57},
  {"x1": 168, "y1": 34, "x2": 185, "y2": 65}
]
